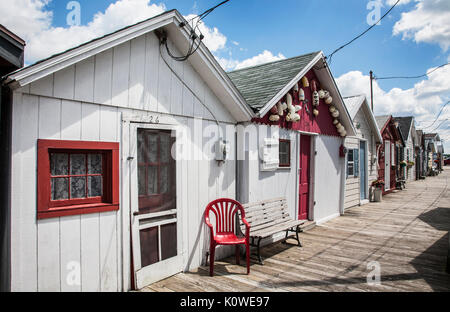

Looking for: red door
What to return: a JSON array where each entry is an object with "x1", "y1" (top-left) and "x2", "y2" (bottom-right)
[{"x1": 299, "y1": 135, "x2": 311, "y2": 220}]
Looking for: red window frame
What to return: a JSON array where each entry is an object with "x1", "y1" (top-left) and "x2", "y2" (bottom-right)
[
  {"x1": 279, "y1": 139, "x2": 291, "y2": 168},
  {"x1": 37, "y1": 140, "x2": 120, "y2": 219}
]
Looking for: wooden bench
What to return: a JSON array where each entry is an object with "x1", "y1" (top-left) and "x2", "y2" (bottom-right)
[{"x1": 240, "y1": 198, "x2": 306, "y2": 264}]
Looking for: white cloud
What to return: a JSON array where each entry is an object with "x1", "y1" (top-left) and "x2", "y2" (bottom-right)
[
  {"x1": 216, "y1": 50, "x2": 286, "y2": 72},
  {"x1": 1, "y1": 0, "x2": 166, "y2": 63},
  {"x1": 392, "y1": 0, "x2": 450, "y2": 51},
  {"x1": 1, "y1": 0, "x2": 283, "y2": 74},
  {"x1": 184, "y1": 14, "x2": 227, "y2": 53},
  {"x1": 336, "y1": 66, "x2": 450, "y2": 150}
]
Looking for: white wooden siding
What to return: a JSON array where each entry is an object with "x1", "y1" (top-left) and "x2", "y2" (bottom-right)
[
  {"x1": 11, "y1": 31, "x2": 238, "y2": 291},
  {"x1": 344, "y1": 105, "x2": 378, "y2": 209},
  {"x1": 240, "y1": 124, "x2": 299, "y2": 223}
]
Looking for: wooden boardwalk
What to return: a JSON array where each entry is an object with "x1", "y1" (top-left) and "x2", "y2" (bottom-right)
[{"x1": 143, "y1": 168, "x2": 450, "y2": 292}]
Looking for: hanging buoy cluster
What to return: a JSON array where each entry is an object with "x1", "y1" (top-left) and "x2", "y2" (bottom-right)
[
  {"x1": 268, "y1": 81, "x2": 304, "y2": 123},
  {"x1": 326, "y1": 95, "x2": 347, "y2": 137},
  {"x1": 268, "y1": 76, "x2": 315, "y2": 123},
  {"x1": 266, "y1": 76, "x2": 347, "y2": 137}
]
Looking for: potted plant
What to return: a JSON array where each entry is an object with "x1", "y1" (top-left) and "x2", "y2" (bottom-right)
[
  {"x1": 371, "y1": 179, "x2": 384, "y2": 202},
  {"x1": 407, "y1": 161, "x2": 415, "y2": 168},
  {"x1": 400, "y1": 160, "x2": 407, "y2": 168}
]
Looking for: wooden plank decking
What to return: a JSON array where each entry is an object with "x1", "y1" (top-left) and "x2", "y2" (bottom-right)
[{"x1": 143, "y1": 168, "x2": 450, "y2": 292}]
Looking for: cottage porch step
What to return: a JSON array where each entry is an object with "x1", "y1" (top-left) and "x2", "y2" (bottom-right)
[{"x1": 299, "y1": 221, "x2": 316, "y2": 232}]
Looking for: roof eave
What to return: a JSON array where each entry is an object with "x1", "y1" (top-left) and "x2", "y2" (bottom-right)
[
  {"x1": 4, "y1": 11, "x2": 178, "y2": 88},
  {"x1": 360, "y1": 97, "x2": 383, "y2": 143}
]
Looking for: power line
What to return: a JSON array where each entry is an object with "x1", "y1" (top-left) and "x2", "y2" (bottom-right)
[
  {"x1": 165, "y1": 0, "x2": 232, "y2": 62},
  {"x1": 421, "y1": 101, "x2": 450, "y2": 130},
  {"x1": 429, "y1": 119, "x2": 450, "y2": 133},
  {"x1": 375, "y1": 62, "x2": 450, "y2": 80},
  {"x1": 326, "y1": 0, "x2": 400, "y2": 65}
]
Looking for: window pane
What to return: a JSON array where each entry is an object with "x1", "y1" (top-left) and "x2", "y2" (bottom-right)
[
  {"x1": 88, "y1": 176, "x2": 102, "y2": 197},
  {"x1": 348, "y1": 150, "x2": 354, "y2": 162},
  {"x1": 140, "y1": 227, "x2": 159, "y2": 267},
  {"x1": 51, "y1": 178, "x2": 69, "y2": 200},
  {"x1": 348, "y1": 163, "x2": 354, "y2": 176},
  {"x1": 148, "y1": 166, "x2": 158, "y2": 195},
  {"x1": 88, "y1": 154, "x2": 102, "y2": 174},
  {"x1": 160, "y1": 166, "x2": 169, "y2": 194},
  {"x1": 160, "y1": 135, "x2": 171, "y2": 162},
  {"x1": 138, "y1": 165, "x2": 146, "y2": 196},
  {"x1": 70, "y1": 154, "x2": 86, "y2": 175},
  {"x1": 147, "y1": 134, "x2": 158, "y2": 163},
  {"x1": 161, "y1": 223, "x2": 177, "y2": 261},
  {"x1": 279, "y1": 141, "x2": 290, "y2": 166},
  {"x1": 71, "y1": 177, "x2": 86, "y2": 199},
  {"x1": 50, "y1": 153, "x2": 68, "y2": 176}
]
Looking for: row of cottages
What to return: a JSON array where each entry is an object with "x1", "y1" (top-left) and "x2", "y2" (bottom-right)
[
  {"x1": 341, "y1": 95, "x2": 382, "y2": 209},
  {"x1": 415, "y1": 129, "x2": 426, "y2": 179},
  {"x1": 424, "y1": 133, "x2": 444, "y2": 174},
  {"x1": 0, "y1": 10, "x2": 358, "y2": 292},
  {"x1": 394, "y1": 117, "x2": 419, "y2": 182}
]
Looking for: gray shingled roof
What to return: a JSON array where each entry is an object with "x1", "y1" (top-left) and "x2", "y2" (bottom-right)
[
  {"x1": 227, "y1": 52, "x2": 321, "y2": 112},
  {"x1": 393, "y1": 117, "x2": 413, "y2": 141},
  {"x1": 375, "y1": 115, "x2": 390, "y2": 131}
]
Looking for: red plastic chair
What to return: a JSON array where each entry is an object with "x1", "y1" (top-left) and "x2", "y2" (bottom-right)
[{"x1": 204, "y1": 198, "x2": 251, "y2": 277}]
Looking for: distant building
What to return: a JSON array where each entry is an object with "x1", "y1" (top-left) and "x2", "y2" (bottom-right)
[
  {"x1": 375, "y1": 115, "x2": 405, "y2": 194},
  {"x1": 343, "y1": 95, "x2": 382, "y2": 208}
]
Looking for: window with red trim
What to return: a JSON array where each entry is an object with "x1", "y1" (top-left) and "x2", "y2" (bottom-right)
[{"x1": 37, "y1": 140, "x2": 119, "y2": 219}]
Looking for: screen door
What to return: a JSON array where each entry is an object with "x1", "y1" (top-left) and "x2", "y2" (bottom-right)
[{"x1": 130, "y1": 125, "x2": 183, "y2": 289}]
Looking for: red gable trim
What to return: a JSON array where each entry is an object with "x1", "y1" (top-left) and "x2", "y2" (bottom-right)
[{"x1": 251, "y1": 69, "x2": 340, "y2": 137}]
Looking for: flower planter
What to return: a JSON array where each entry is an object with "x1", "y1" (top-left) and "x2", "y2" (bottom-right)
[{"x1": 373, "y1": 187, "x2": 383, "y2": 202}]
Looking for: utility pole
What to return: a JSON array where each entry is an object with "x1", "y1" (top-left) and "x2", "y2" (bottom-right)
[{"x1": 370, "y1": 70, "x2": 374, "y2": 112}]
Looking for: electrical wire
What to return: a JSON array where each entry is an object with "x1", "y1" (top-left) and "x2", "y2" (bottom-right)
[
  {"x1": 165, "y1": 0, "x2": 231, "y2": 62},
  {"x1": 420, "y1": 100, "x2": 450, "y2": 130},
  {"x1": 429, "y1": 119, "x2": 450, "y2": 133},
  {"x1": 375, "y1": 62, "x2": 450, "y2": 80}
]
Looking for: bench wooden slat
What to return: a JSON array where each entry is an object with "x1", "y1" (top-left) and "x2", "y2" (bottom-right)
[
  {"x1": 247, "y1": 216, "x2": 293, "y2": 233},
  {"x1": 244, "y1": 210, "x2": 289, "y2": 224},
  {"x1": 246, "y1": 206, "x2": 287, "y2": 217},
  {"x1": 243, "y1": 201, "x2": 288, "y2": 215},
  {"x1": 252, "y1": 220, "x2": 306, "y2": 238},
  {"x1": 242, "y1": 197, "x2": 286, "y2": 209}
]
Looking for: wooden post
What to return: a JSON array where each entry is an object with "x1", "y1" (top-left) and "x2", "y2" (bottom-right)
[{"x1": 370, "y1": 70, "x2": 374, "y2": 112}]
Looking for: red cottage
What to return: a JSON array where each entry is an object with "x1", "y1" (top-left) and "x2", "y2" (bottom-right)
[{"x1": 375, "y1": 115, "x2": 404, "y2": 194}]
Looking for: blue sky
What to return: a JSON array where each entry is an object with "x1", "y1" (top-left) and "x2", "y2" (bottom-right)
[
  {"x1": 44, "y1": 0, "x2": 445, "y2": 91},
  {"x1": 1, "y1": 0, "x2": 450, "y2": 149}
]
